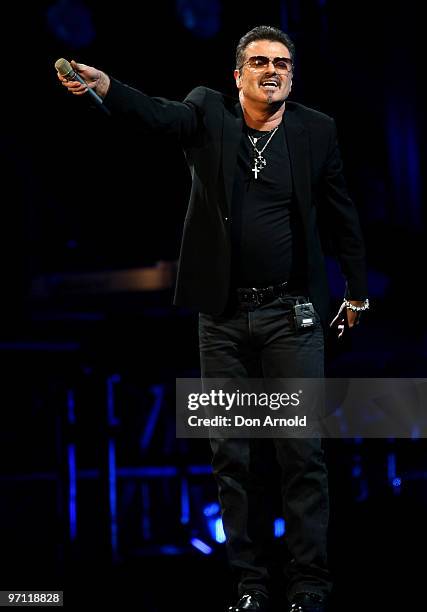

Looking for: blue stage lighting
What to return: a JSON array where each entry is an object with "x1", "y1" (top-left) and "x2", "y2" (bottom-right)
[
  {"x1": 46, "y1": 0, "x2": 96, "y2": 48},
  {"x1": 140, "y1": 385, "x2": 164, "y2": 450},
  {"x1": 176, "y1": 0, "x2": 221, "y2": 39},
  {"x1": 160, "y1": 545, "x2": 183, "y2": 555},
  {"x1": 180, "y1": 477, "x2": 190, "y2": 525},
  {"x1": 67, "y1": 443, "x2": 77, "y2": 540},
  {"x1": 274, "y1": 518, "x2": 286, "y2": 538},
  {"x1": 109, "y1": 439, "x2": 118, "y2": 554},
  {"x1": 214, "y1": 518, "x2": 226, "y2": 543},
  {"x1": 191, "y1": 538, "x2": 213, "y2": 555},
  {"x1": 203, "y1": 502, "x2": 220, "y2": 517}
]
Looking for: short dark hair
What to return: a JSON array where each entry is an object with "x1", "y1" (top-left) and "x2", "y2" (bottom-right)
[{"x1": 235, "y1": 25, "x2": 295, "y2": 71}]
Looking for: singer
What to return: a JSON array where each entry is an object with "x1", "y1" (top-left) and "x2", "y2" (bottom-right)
[{"x1": 57, "y1": 25, "x2": 368, "y2": 612}]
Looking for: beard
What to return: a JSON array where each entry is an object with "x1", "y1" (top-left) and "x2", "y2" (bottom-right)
[
  {"x1": 265, "y1": 94, "x2": 285, "y2": 110},
  {"x1": 264, "y1": 88, "x2": 287, "y2": 106}
]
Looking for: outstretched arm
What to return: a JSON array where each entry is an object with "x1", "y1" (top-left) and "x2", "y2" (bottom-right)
[{"x1": 57, "y1": 60, "x2": 204, "y2": 143}]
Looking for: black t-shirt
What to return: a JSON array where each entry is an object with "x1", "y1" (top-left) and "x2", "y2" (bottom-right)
[{"x1": 230, "y1": 121, "x2": 307, "y2": 289}]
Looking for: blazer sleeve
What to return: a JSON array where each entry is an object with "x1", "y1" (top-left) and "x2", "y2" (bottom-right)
[
  {"x1": 103, "y1": 77, "x2": 206, "y2": 144},
  {"x1": 320, "y1": 118, "x2": 369, "y2": 300}
]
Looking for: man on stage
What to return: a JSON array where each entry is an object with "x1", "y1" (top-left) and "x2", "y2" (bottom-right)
[{"x1": 58, "y1": 24, "x2": 368, "y2": 612}]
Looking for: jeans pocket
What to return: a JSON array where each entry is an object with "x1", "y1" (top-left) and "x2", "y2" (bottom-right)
[{"x1": 277, "y1": 295, "x2": 301, "y2": 310}]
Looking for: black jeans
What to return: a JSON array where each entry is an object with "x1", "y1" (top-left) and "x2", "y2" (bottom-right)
[{"x1": 198, "y1": 294, "x2": 331, "y2": 601}]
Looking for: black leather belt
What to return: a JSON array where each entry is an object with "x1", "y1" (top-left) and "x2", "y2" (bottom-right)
[{"x1": 236, "y1": 280, "x2": 290, "y2": 306}]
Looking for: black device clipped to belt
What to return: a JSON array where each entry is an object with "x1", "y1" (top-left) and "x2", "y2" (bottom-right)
[{"x1": 293, "y1": 299, "x2": 316, "y2": 331}]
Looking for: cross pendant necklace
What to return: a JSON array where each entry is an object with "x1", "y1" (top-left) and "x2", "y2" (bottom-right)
[
  {"x1": 247, "y1": 126, "x2": 279, "y2": 179},
  {"x1": 252, "y1": 153, "x2": 266, "y2": 179}
]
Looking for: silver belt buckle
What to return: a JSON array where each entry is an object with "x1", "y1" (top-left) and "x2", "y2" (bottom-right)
[{"x1": 251, "y1": 288, "x2": 260, "y2": 305}]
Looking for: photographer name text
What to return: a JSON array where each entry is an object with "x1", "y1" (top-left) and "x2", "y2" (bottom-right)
[{"x1": 187, "y1": 415, "x2": 307, "y2": 428}]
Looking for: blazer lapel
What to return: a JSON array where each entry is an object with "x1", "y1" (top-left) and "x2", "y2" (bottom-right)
[
  {"x1": 284, "y1": 108, "x2": 311, "y2": 226},
  {"x1": 221, "y1": 101, "x2": 243, "y2": 214}
]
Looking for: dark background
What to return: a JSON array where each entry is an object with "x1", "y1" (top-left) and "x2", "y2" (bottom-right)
[{"x1": 0, "y1": 1, "x2": 426, "y2": 610}]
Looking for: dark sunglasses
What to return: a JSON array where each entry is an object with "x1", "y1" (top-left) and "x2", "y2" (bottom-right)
[{"x1": 241, "y1": 56, "x2": 293, "y2": 74}]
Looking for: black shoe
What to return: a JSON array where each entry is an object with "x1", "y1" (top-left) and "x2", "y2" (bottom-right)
[
  {"x1": 228, "y1": 590, "x2": 270, "y2": 612},
  {"x1": 288, "y1": 592, "x2": 326, "y2": 612}
]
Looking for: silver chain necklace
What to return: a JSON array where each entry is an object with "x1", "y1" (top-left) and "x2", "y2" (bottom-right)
[{"x1": 247, "y1": 126, "x2": 279, "y2": 179}]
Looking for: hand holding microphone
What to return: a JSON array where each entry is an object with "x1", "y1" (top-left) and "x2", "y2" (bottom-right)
[{"x1": 55, "y1": 59, "x2": 111, "y2": 113}]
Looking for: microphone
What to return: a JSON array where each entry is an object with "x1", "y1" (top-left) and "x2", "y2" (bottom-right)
[{"x1": 55, "y1": 58, "x2": 110, "y2": 114}]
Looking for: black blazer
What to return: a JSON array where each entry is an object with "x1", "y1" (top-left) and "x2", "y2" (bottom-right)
[{"x1": 104, "y1": 79, "x2": 368, "y2": 328}]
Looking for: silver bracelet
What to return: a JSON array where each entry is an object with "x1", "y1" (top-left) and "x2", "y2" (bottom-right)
[{"x1": 344, "y1": 298, "x2": 370, "y2": 312}]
